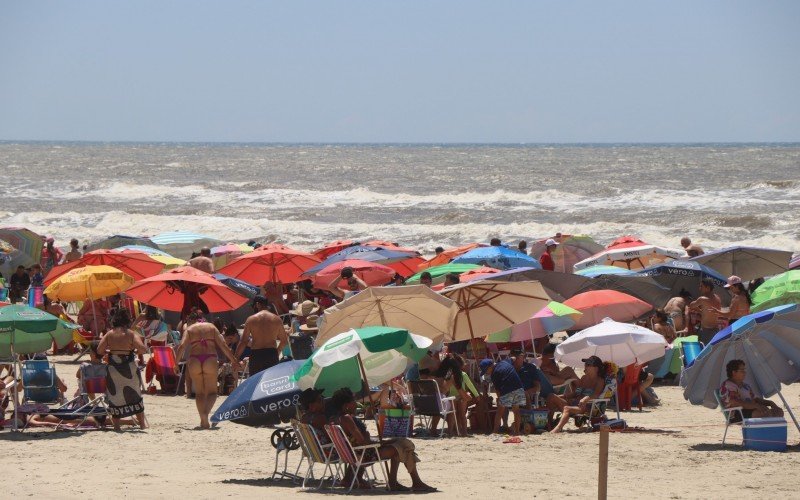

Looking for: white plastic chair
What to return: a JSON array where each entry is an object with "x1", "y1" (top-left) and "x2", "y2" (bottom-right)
[{"x1": 714, "y1": 389, "x2": 744, "y2": 446}]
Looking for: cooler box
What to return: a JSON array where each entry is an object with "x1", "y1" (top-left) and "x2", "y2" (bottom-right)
[
  {"x1": 521, "y1": 408, "x2": 549, "y2": 430},
  {"x1": 742, "y1": 417, "x2": 787, "y2": 452}
]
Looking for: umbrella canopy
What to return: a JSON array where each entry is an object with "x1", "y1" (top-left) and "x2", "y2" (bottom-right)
[
  {"x1": 555, "y1": 317, "x2": 668, "y2": 368},
  {"x1": 637, "y1": 260, "x2": 730, "y2": 305},
  {"x1": 563, "y1": 290, "x2": 653, "y2": 329},
  {"x1": 406, "y1": 263, "x2": 482, "y2": 286},
  {"x1": 510, "y1": 301, "x2": 583, "y2": 341},
  {"x1": 452, "y1": 245, "x2": 542, "y2": 271},
  {"x1": 0, "y1": 227, "x2": 44, "y2": 271},
  {"x1": 125, "y1": 266, "x2": 248, "y2": 313},
  {"x1": 304, "y1": 246, "x2": 418, "y2": 276},
  {"x1": 147, "y1": 253, "x2": 186, "y2": 269},
  {"x1": 362, "y1": 240, "x2": 419, "y2": 253},
  {"x1": 317, "y1": 285, "x2": 457, "y2": 344},
  {"x1": 430, "y1": 267, "x2": 501, "y2": 291},
  {"x1": 681, "y1": 305, "x2": 800, "y2": 432},
  {"x1": 751, "y1": 270, "x2": 800, "y2": 312},
  {"x1": 44, "y1": 249, "x2": 165, "y2": 286},
  {"x1": 312, "y1": 240, "x2": 359, "y2": 260},
  {"x1": 417, "y1": 243, "x2": 486, "y2": 271},
  {"x1": 790, "y1": 254, "x2": 800, "y2": 270},
  {"x1": 384, "y1": 256, "x2": 428, "y2": 278},
  {"x1": 211, "y1": 243, "x2": 254, "y2": 269},
  {"x1": 574, "y1": 236, "x2": 684, "y2": 271},
  {"x1": 293, "y1": 326, "x2": 431, "y2": 394},
  {"x1": 117, "y1": 244, "x2": 175, "y2": 256},
  {"x1": 43, "y1": 265, "x2": 135, "y2": 302},
  {"x1": 311, "y1": 259, "x2": 396, "y2": 289},
  {"x1": 0, "y1": 238, "x2": 16, "y2": 261},
  {"x1": 483, "y1": 268, "x2": 592, "y2": 302},
  {"x1": 529, "y1": 235, "x2": 605, "y2": 273},
  {"x1": 576, "y1": 274, "x2": 673, "y2": 308},
  {"x1": 213, "y1": 273, "x2": 262, "y2": 299},
  {"x1": 575, "y1": 265, "x2": 638, "y2": 277},
  {"x1": 211, "y1": 360, "x2": 305, "y2": 427},
  {"x1": 151, "y1": 231, "x2": 222, "y2": 260},
  {"x1": 0, "y1": 304, "x2": 80, "y2": 357},
  {"x1": 86, "y1": 235, "x2": 158, "y2": 251},
  {"x1": 218, "y1": 247, "x2": 321, "y2": 285},
  {"x1": 442, "y1": 280, "x2": 551, "y2": 342},
  {"x1": 690, "y1": 246, "x2": 793, "y2": 281}
]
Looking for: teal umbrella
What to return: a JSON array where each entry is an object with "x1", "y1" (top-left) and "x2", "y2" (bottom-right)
[
  {"x1": 292, "y1": 326, "x2": 431, "y2": 395},
  {"x1": 0, "y1": 304, "x2": 80, "y2": 358}
]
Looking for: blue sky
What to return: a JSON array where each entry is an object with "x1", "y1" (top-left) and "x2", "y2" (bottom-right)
[{"x1": 1, "y1": 1, "x2": 798, "y2": 142}]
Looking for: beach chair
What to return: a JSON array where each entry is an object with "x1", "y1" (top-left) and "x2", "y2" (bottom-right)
[
  {"x1": 713, "y1": 389, "x2": 744, "y2": 446},
  {"x1": 21, "y1": 360, "x2": 62, "y2": 405},
  {"x1": 407, "y1": 379, "x2": 458, "y2": 438},
  {"x1": 551, "y1": 378, "x2": 577, "y2": 396},
  {"x1": 617, "y1": 364, "x2": 643, "y2": 412},
  {"x1": 148, "y1": 346, "x2": 182, "y2": 395},
  {"x1": 291, "y1": 419, "x2": 341, "y2": 490},
  {"x1": 325, "y1": 423, "x2": 390, "y2": 493}
]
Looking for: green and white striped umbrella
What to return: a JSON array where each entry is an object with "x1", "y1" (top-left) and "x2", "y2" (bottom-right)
[
  {"x1": 0, "y1": 304, "x2": 81, "y2": 357},
  {"x1": 292, "y1": 326, "x2": 432, "y2": 394}
]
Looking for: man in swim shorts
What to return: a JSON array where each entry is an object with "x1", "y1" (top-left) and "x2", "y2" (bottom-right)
[{"x1": 236, "y1": 296, "x2": 288, "y2": 377}]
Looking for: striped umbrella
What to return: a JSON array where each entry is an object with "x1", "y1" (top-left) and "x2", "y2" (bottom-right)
[{"x1": 0, "y1": 227, "x2": 44, "y2": 269}]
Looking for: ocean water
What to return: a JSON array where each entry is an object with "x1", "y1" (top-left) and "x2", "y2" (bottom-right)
[{"x1": 0, "y1": 142, "x2": 798, "y2": 255}]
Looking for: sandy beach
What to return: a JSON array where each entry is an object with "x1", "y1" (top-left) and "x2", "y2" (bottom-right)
[{"x1": 3, "y1": 354, "x2": 798, "y2": 499}]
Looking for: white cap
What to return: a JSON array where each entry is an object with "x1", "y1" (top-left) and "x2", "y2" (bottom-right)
[{"x1": 545, "y1": 239, "x2": 559, "y2": 247}]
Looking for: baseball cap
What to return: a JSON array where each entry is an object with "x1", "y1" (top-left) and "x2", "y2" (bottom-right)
[
  {"x1": 724, "y1": 275, "x2": 742, "y2": 288},
  {"x1": 581, "y1": 355, "x2": 603, "y2": 368},
  {"x1": 545, "y1": 238, "x2": 559, "y2": 247},
  {"x1": 479, "y1": 358, "x2": 494, "y2": 375}
]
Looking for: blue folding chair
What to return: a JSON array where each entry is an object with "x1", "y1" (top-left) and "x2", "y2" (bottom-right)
[{"x1": 21, "y1": 360, "x2": 61, "y2": 405}]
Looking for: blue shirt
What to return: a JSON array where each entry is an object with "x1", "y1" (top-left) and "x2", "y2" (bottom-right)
[
  {"x1": 518, "y1": 362, "x2": 554, "y2": 398},
  {"x1": 491, "y1": 359, "x2": 523, "y2": 396}
]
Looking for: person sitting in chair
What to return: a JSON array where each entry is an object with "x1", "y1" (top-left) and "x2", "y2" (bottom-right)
[
  {"x1": 539, "y1": 343, "x2": 579, "y2": 386},
  {"x1": 549, "y1": 356, "x2": 607, "y2": 434},
  {"x1": 720, "y1": 359, "x2": 783, "y2": 422}
]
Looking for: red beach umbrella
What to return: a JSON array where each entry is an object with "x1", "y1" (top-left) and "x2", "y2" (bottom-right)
[
  {"x1": 218, "y1": 247, "x2": 321, "y2": 285},
  {"x1": 312, "y1": 240, "x2": 359, "y2": 260},
  {"x1": 44, "y1": 249, "x2": 165, "y2": 286},
  {"x1": 563, "y1": 290, "x2": 653, "y2": 329},
  {"x1": 311, "y1": 259, "x2": 396, "y2": 289}
]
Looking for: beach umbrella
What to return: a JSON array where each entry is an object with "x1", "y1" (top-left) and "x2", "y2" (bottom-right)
[
  {"x1": 362, "y1": 240, "x2": 419, "y2": 253},
  {"x1": 125, "y1": 266, "x2": 248, "y2": 315},
  {"x1": 576, "y1": 274, "x2": 672, "y2": 308},
  {"x1": 151, "y1": 231, "x2": 222, "y2": 261},
  {"x1": 563, "y1": 290, "x2": 653, "y2": 329},
  {"x1": 575, "y1": 265, "x2": 638, "y2": 277},
  {"x1": 406, "y1": 263, "x2": 482, "y2": 286},
  {"x1": 430, "y1": 267, "x2": 501, "y2": 290},
  {"x1": 483, "y1": 268, "x2": 592, "y2": 302},
  {"x1": 510, "y1": 301, "x2": 583, "y2": 342},
  {"x1": 442, "y1": 280, "x2": 550, "y2": 342},
  {"x1": 750, "y1": 270, "x2": 800, "y2": 312},
  {"x1": 86, "y1": 235, "x2": 159, "y2": 251},
  {"x1": 555, "y1": 317, "x2": 668, "y2": 368},
  {"x1": 218, "y1": 246, "x2": 321, "y2": 285},
  {"x1": 573, "y1": 236, "x2": 684, "y2": 271},
  {"x1": 117, "y1": 245, "x2": 175, "y2": 256},
  {"x1": 316, "y1": 285, "x2": 457, "y2": 345},
  {"x1": 681, "y1": 304, "x2": 800, "y2": 432},
  {"x1": 310, "y1": 259, "x2": 396, "y2": 289},
  {"x1": 452, "y1": 245, "x2": 542, "y2": 271},
  {"x1": 790, "y1": 254, "x2": 800, "y2": 270},
  {"x1": 292, "y1": 326, "x2": 431, "y2": 394},
  {"x1": 637, "y1": 260, "x2": 730, "y2": 305},
  {"x1": 303, "y1": 246, "x2": 419, "y2": 277},
  {"x1": 44, "y1": 265, "x2": 135, "y2": 302},
  {"x1": 0, "y1": 227, "x2": 44, "y2": 272},
  {"x1": 145, "y1": 253, "x2": 186, "y2": 269},
  {"x1": 44, "y1": 249, "x2": 165, "y2": 286},
  {"x1": 312, "y1": 240, "x2": 359, "y2": 260},
  {"x1": 417, "y1": 243, "x2": 486, "y2": 271},
  {"x1": 211, "y1": 243, "x2": 254, "y2": 269},
  {"x1": 384, "y1": 256, "x2": 428, "y2": 278},
  {"x1": 211, "y1": 360, "x2": 305, "y2": 427},
  {"x1": 529, "y1": 235, "x2": 605, "y2": 273},
  {"x1": 0, "y1": 238, "x2": 16, "y2": 262},
  {"x1": 690, "y1": 246, "x2": 793, "y2": 281},
  {"x1": 212, "y1": 273, "x2": 261, "y2": 299}
]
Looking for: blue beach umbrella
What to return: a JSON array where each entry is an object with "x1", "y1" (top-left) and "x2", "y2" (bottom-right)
[
  {"x1": 213, "y1": 273, "x2": 261, "y2": 299},
  {"x1": 451, "y1": 246, "x2": 541, "y2": 271},
  {"x1": 211, "y1": 360, "x2": 305, "y2": 427},
  {"x1": 681, "y1": 304, "x2": 800, "y2": 432},
  {"x1": 637, "y1": 260, "x2": 730, "y2": 303}
]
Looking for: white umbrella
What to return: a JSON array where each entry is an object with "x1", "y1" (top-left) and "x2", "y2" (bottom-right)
[
  {"x1": 317, "y1": 285, "x2": 457, "y2": 345},
  {"x1": 555, "y1": 317, "x2": 668, "y2": 368},
  {"x1": 574, "y1": 244, "x2": 684, "y2": 271},
  {"x1": 690, "y1": 246, "x2": 793, "y2": 281}
]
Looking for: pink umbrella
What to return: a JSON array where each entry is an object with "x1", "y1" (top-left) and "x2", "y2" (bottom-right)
[
  {"x1": 510, "y1": 301, "x2": 583, "y2": 341},
  {"x1": 563, "y1": 290, "x2": 653, "y2": 329},
  {"x1": 311, "y1": 259, "x2": 396, "y2": 289}
]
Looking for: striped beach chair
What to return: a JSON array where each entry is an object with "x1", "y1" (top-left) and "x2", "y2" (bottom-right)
[
  {"x1": 325, "y1": 423, "x2": 389, "y2": 493},
  {"x1": 291, "y1": 419, "x2": 341, "y2": 489}
]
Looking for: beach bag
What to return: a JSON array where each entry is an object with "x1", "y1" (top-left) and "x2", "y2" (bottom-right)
[
  {"x1": 28, "y1": 286, "x2": 44, "y2": 307},
  {"x1": 378, "y1": 408, "x2": 413, "y2": 438}
]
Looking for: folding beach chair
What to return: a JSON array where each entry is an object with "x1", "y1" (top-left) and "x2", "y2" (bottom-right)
[
  {"x1": 148, "y1": 346, "x2": 182, "y2": 395},
  {"x1": 21, "y1": 360, "x2": 62, "y2": 405},
  {"x1": 407, "y1": 379, "x2": 458, "y2": 437},
  {"x1": 291, "y1": 419, "x2": 341, "y2": 490},
  {"x1": 714, "y1": 389, "x2": 744, "y2": 446},
  {"x1": 325, "y1": 423, "x2": 390, "y2": 493}
]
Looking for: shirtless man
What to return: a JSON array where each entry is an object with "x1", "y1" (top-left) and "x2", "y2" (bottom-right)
[
  {"x1": 663, "y1": 289, "x2": 692, "y2": 332},
  {"x1": 236, "y1": 296, "x2": 288, "y2": 376},
  {"x1": 538, "y1": 343, "x2": 578, "y2": 385},
  {"x1": 680, "y1": 237, "x2": 705, "y2": 258},
  {"x1": 63, "y1": 239, "x2": 82, "y2": 263},
  {"x1": 688, "y1": 277, "x2": 722, "y2": 344},
  {"x1": 187, "y1": 247, "x2": 215, "y2": 274}
]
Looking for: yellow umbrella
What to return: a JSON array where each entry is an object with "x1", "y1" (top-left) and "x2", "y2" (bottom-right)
[{"x1": 150, "y1": 254, "x2": 186, "y2": 270}]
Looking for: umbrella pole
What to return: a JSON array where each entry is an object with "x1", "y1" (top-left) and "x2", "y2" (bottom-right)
[
  {"x1": 89, "y1": 281, "x2": 99, "y2": 340},
  {"x1": 11, "y1": 329, "x2": 18, "y2": 432},
  {"x1": 528, "y1": 321, "x2": 536, "y2": 356},
  {"x1": 776, "y1": 391, "x2": 800, "y2": 434}
]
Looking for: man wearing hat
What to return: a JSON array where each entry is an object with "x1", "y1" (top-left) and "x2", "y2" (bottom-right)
[
  {"x1": 539, "y1": 238, "x2": 558, "y2": 271},
  {"x1": 290, "y1": 300, "x2": 320, "y2": 333},
  {"x1": 480, "y1": 357, "x2": 525, "y2": 435},
  {"x1": 235, "y1": 296, "x2": 288, "y2": 376}
]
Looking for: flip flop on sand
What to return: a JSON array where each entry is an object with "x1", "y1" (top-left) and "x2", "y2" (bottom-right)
[{"x1": 502, "y1": 436, "x2": 523, "y2": 444}]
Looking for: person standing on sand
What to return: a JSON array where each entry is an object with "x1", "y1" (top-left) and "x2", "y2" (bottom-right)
[
  {"x1": 680, "y1": 237, "x2": 704, "y2": 257},
  {"x1": 688, "y1": 277, "x2": 721, "y2": 344},
  {"x1": 40, "y1": 237, "x2": 63, "y2": 274},
  {"x1": 235, "y1": 296, "x2": 288, "y2": 376},
  {"x1": 539, "y1": 239, "x2": 558, "y2": 271},
  {"x1": 63, "y1": 239, "x2": 82, "y2": 263},
  {"x1": 664, "y1": 289, "x2": 692, "y2": 332},
  {"x1": 187, "y1": 247, "x2": 215, "y2": 273}
]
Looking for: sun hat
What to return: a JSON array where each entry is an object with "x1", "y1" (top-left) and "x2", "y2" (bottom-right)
[
  {"x1": 299, "y1": 314, "x2": 320, "y2": 332},
  {"x1": 479, "y1": 358, "x2": 494, "y2": 375},
  {"x1": 545, "y1": 238, "x2": 559, "y2": 247},
  {"x1": 724, "y1": 275, "x2": 742, "y2": 288},
  {"x1": 292, "y1": 300, "x2": 320, "y2": 317}
]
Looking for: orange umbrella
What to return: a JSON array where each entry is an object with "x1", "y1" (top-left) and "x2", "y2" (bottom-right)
[
  {"x1": 311, "y1": 259, "x2": 396, "y2": 289},
  {"x1": 430, "y1": 266, "x2": 500, "y2": 291},
  {"x1": 312, "y1": 240, "x2": 358, "y2": 260},
  {"x1": 385, "y1": 256, "x2": 427, "y2": 278},
  {"x1": 417, "y1": 243, "x2": 486, "y2": 271},
  {"x1": 563, "y1": 290, "x2": 653, "y2": 330},
  {"x1": 218, "y1": 247, "x2": 321, "y2": 285},
  {"x1": 362, "y1": 240, "x2": 419, "y2": 254},
  {"x1": 44, "y1": 249, "x2": 165, "y2": 286}
]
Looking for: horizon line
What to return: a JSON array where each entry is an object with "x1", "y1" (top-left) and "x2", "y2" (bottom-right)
[{"x1": 2, "y1": 139, "x2": 800, "y2": 146}]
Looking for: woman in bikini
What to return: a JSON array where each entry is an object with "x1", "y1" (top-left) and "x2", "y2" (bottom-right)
[
  {"x1": 176, "y1": 321, "x2": 239, "y2": 429},
  {"x1": 97, "y1": 308, "x2": 148, "y2": 430},
  {"x1": 549, "y1": 355, "x2": 607, "y2": 434}
]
